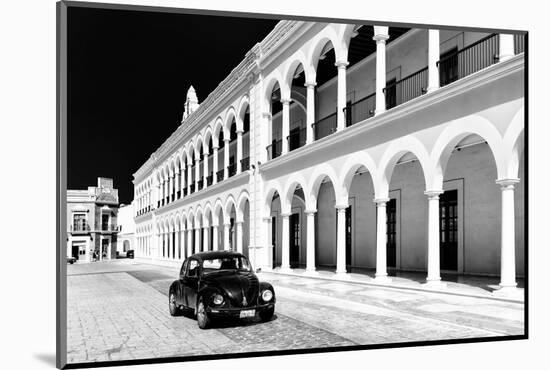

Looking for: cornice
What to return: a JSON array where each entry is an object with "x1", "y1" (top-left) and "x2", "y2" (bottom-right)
[{"x1": 260, "y1": 54, "x2": 524, "y2": 173}]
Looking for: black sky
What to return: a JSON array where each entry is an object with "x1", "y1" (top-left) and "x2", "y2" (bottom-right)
[{"x1": 67, "y1": 6, "x2": 278, "y2": 204}]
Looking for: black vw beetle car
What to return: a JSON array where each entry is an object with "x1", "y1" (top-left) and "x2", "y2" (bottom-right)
[{"x1": 168, "y1": 251, "x2": 276, "y2": 329}]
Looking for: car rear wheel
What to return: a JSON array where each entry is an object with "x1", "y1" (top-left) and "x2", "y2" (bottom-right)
[
  {"x1": 259, "y1": 306, "x2": 274, "y2": 322},
  {"x1": 196, "y1": 298, "x2": 211, "y2": 329},
  {"x1": 169, "y1": 292, "x2": 181, "y2": 316}
]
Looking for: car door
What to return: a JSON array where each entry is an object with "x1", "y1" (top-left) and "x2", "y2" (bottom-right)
[
  {"x1": 176, "y1": 260, "x2": 188, "y2": 306},
  {"x1": 184, "y1": 259, "x2": 200, "y2": 309}
]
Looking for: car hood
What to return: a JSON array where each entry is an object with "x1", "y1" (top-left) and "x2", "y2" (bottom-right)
[{"x1": 203, "y1": 271, "x2": 259, "y2": 308}]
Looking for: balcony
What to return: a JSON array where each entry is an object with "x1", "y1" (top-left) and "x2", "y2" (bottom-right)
[
  {"x1": 100, "y1": 224, "x2": 119, "y2": 232},
  {"x1": 70, "y1": 223, "x2": 90, "y2": 234},
  {"x1": 206, "y1": 174, "x2": 213, "y2": 186},
  {"x1": 383, "y1": 67, "x2": 428, "y2": 110},
  {"x1": 216, "y1": 169, "x2": 224, "y2": 183},
  {"x1": 344, "y1": 93, "x2": 375, "y2": 127},
  {"x1": 241, "y1": 157, "x2": 250, "y2": 171},
  {"x1": 312, "y1": 112, "x2": 337, "y2": 141},
  {"x1": 437, "y1": 33, "x2": 499, "y2": 88},
  {"x1": 266, "y1": 139, "x2": 282, "y2": 160},
  {"x1": 227, "y1": 163, "x2": 237, "y2": 178},
  {"x1": 287, "y1": 128, "x2": 306, "y2": 151}
]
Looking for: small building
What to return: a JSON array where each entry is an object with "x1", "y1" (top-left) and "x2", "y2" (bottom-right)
[
  {"x1": 67, "y1": 177, "x2": 119, "y2": 262},
  {"x1": 117, "y1": 202, "x2": 136, "y2": 256}
]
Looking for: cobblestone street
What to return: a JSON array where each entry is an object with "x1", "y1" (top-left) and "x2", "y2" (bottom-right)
[{"x1": 66, "y1": 260, "x2": 524, "y2": 364}]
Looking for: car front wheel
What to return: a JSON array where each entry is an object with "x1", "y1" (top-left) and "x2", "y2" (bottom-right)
[
  {"x1": 196, "y1": 298, "x2": 211, "y2": 329},
  {"x1": 259, "y1": 306, "x2": 274, "y2": 322}
]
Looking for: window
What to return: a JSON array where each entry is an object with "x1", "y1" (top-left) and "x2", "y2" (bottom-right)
[
  {"x1": 73, "y1": 213, "x2": 86, "y2": 231},
  {"x1": 101, "y1": 214, "x2": 109, "y2": 231},
  {"x1": 202, "y1": 256, "x2": 251, "y2": 273},
  {"x1": 187, "y1": 259, "x2": 199, "y2": 277}
]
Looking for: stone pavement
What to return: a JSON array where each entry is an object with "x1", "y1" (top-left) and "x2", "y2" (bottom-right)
[{"x1": 66, "y1": 260, "x2": 524, "y2": 365}]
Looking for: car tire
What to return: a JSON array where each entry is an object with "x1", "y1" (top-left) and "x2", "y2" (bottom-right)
[
  {"x1": 259, "y1": 306, "x2": 274, "y2": 322},
  {"x1": 168, "y1": 291, "x2": 181, "y2": 316},
  {"x1": 196, "y1": 298, "x2": 211, "y2": 329}
]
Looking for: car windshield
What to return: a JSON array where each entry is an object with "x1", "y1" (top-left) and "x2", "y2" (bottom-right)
[{"x1": 202, "y1": 256, "x2": 252, "y2": 273}]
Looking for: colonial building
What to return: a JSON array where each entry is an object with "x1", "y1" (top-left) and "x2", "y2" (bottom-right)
[
  {"x1": 132, "y1": 21, "x2": 525, "y2": 294},
  {"x1": 67, "y1": 177, "x2": 119, "y2": 262}
]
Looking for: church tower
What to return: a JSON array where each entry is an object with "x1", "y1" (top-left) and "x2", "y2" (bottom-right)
[{"x1": 182, "y1": 85, "x2": 200, "y2": 122}]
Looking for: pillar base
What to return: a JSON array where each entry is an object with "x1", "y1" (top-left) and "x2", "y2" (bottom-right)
[
  {"x1": 424, "y1": 279, "x2": 447, "y2": 289},
  {"x1": 493, "y1": 285, "x2": 521, "y2": 298},
  {"x1": 303, "y1": 268, "x2": 319, "y2": 277},
  {"x1": 373, "y1": 275, "x2": 392, "y2": 284},
  {"x1": 334, "y1": 270, "x2": 350, "y2": 279},
  {"x1": 279, "y1": 266, "x2": 292, "y2": 273}
]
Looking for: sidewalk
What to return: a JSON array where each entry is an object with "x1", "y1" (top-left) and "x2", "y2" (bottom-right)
[{"x1": 258, "y1": 267, "x2": 525, "y2": 303}]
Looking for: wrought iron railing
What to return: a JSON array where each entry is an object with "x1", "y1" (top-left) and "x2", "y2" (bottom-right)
[
  {"x1": 197, "y1": 179, "x2": 203, "y2": 191},
  {"x1": 241, "y1": 157, "x2": 250, "y2": 171},
  {"x1": 206, "y1": 174, "x2": 213, "y2": 186},
  {"x1": 514, "y1": 34, "x2": 525, "y2": 54},
  {"x1": 287, "y1": 128, "x2": 306, "y2": 151},
  {"x1": 266, "y1": 139, "x2": 282, "y2": 160},
  {"x1": 384, "y1": 67, "x2": 428, "y2": 110},
  {"x1": 216, "y1": 169, "x2": 224, "y2": 182},
  {"x1": 228, "y1": 163, "x2": 237, "y2": 177},
  {"x1": 343, "y1": 93, "x2": 375, "y2": 127},
  {"x1": 71, "y1": 224, "x2": 91, "y2": 233},
  {"x1": 182, "y1": 187, "x2": 188, "y2": 197},
  {"x1": 312, "y1": 112, "x2": 337, "y2": 141},
  {"x1": 437, "y1": 33, "x2": 499, "y2": 87}
]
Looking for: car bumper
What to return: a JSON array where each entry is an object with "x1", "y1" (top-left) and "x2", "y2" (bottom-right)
[{"x1": 206, "y1": 303, "x2": 274, "y2": 318}]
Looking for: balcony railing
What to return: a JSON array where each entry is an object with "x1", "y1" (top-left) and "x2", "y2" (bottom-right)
[
  {"x1": 70, "y1": 224, "x2": 90, "y2": 233},
  {"x1": 383, "y1": 67, "x2": 428, "y2": 110},
  {"x1": 206, "y1": 174, "x2": 213, "y2": 186},
  {"x1": 437, "y1": 33, "x2": 499, "y2": 88},
  {"x1": 344, "y1": 93, "x2": 376, "y2": 127},
  {"x1": 182, "y1": 187, "x2": 188, "y2": 197},
  {"x1": 266, "y1": 139, "x2": 282, "y2": 160},
  {"x1": 241, "y1": 157, "x2": 250, "y2": 171},
  {"x1": 227, "y1": 163, "x2": 237, "y2": 177},
  {"x1": 216, "y1": 169, "x2": 224, "y2": 183},
  {"x1": 312, "y1": 112, "x2": 337, "y2": 141},
  {"x1": 287, "y1": 128, "x2": 306, "y2": 151},
  {"x1": 514, "y1": 34, "x2": 525, "y2": 54},
  {"x1": 171, "y1": 194, "x2": 174, "y2": 202},
  {"x1": 177, "y1": 190, "x2": 181, "y2": 199},
  {"x1": 190, "y1": 184, "x2": 195, "y2": 194},
  {"x1": 197, "y1": 179, "x2": 203, "y2": 190}
]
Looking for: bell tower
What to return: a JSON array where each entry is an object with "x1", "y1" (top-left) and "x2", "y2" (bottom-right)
[{"x1": 182, "y1": 85, "x2": 200, "y2": 122}]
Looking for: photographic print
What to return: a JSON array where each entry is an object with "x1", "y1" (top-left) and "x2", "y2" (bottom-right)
[{"x1": 57, "y1": 1, "x2": 527, "y2": 368}]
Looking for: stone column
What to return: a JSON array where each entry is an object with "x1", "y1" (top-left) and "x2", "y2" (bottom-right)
[
  {"x1": 195, "y1": 157, "x2": 200, "y2": 190},
  {"x1": 224, "y1": 139, "x2": 230, "y2": 179},
  {"x1": 335, "y1": 61, "x2": 349, "y2": 131},
  {"x1": 203, "y1": 226, "x2": 209, "y2": 251},
  {"x1": 168, "y1": 231, "x2": 173, "y2": 259},
  {"x1": 281, "y1": 98, "x2": 291, "y2": 154},
  {"x1": 499, "y1": 34, "x2": 515, "y2": 62},
  {"x1": 305, "y1": 82, "x2": 316, "y2": 144},
  {"x1": 187, "y1": 163, "x2": 192, "y2": 194},
  {"x1": 193, "y1": 227, "x2": 200, "y2": 254},
  {"x1": 187, "y1": 229, "x2": 193, "y2": 257},
  {"x1": 203, "y1": 148, "x2": 209, "y2": 188},
  {"x1": 236, "y1": 221, "x2": 244, "y2": 253},
  {"x1": 175, "y1": 229, "x2": 180, "y2": 259},
  {"x1": 213, "y1": 146, "x2": 219, "y2": 184},
  {"x1": 496, "y1": 179, "x2": 520, "y2": 291},
  {"x1": 305, "y1": 210, "x2": 317, "y2": 275},
  {"x1": 281, "y1": 213, "x2": 291, "y2": 271},
  {"x1": 374, "y1": 198, "x2": 391, "y2": 282},
  {"x1": 264, "y1": 216, "x2": 273, "y2": 269},
  {"x1": 236, "y1": 130, "x2": 243, "y2": 174},
  {"x1": 212, "y1": 225, "x2": 219, "y2": 251},
  {"x1": 163, "y1": 180, "x2": 168, "y2": 203},
  {"x1": 427, "y1": 29, "x2": 440, "y2": 93},
  {"x1": 335, "y1": 205, "x2": 348, "y2": 275},
  {"x1": 425, "y1": 190, "x2": 444, "y2": 286},
  {"x1": 223, "y1": 223, "x2": 231, "y2": 250},
  {"x1": 373, "y1": 26, "x2": 389, "y2": 115}
]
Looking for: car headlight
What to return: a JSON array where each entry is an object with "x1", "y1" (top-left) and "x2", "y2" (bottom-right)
[
  {"x1": 212, "y1": 294, "x2": 224, "y2": 305},
  {"x1": 261, "y1": 289, "x2": 273, "y2": 302}
]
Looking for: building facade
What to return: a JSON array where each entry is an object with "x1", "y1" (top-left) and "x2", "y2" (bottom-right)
[
  {"x1": 132, "y1": 21, "x2": 525, "y2": 293},
  {"x1": 67, "y1": 177, "x2": 120, "y2": 262},
  {"x1": 117, "y1": 203, "x2": 135, "y2": 256}
]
